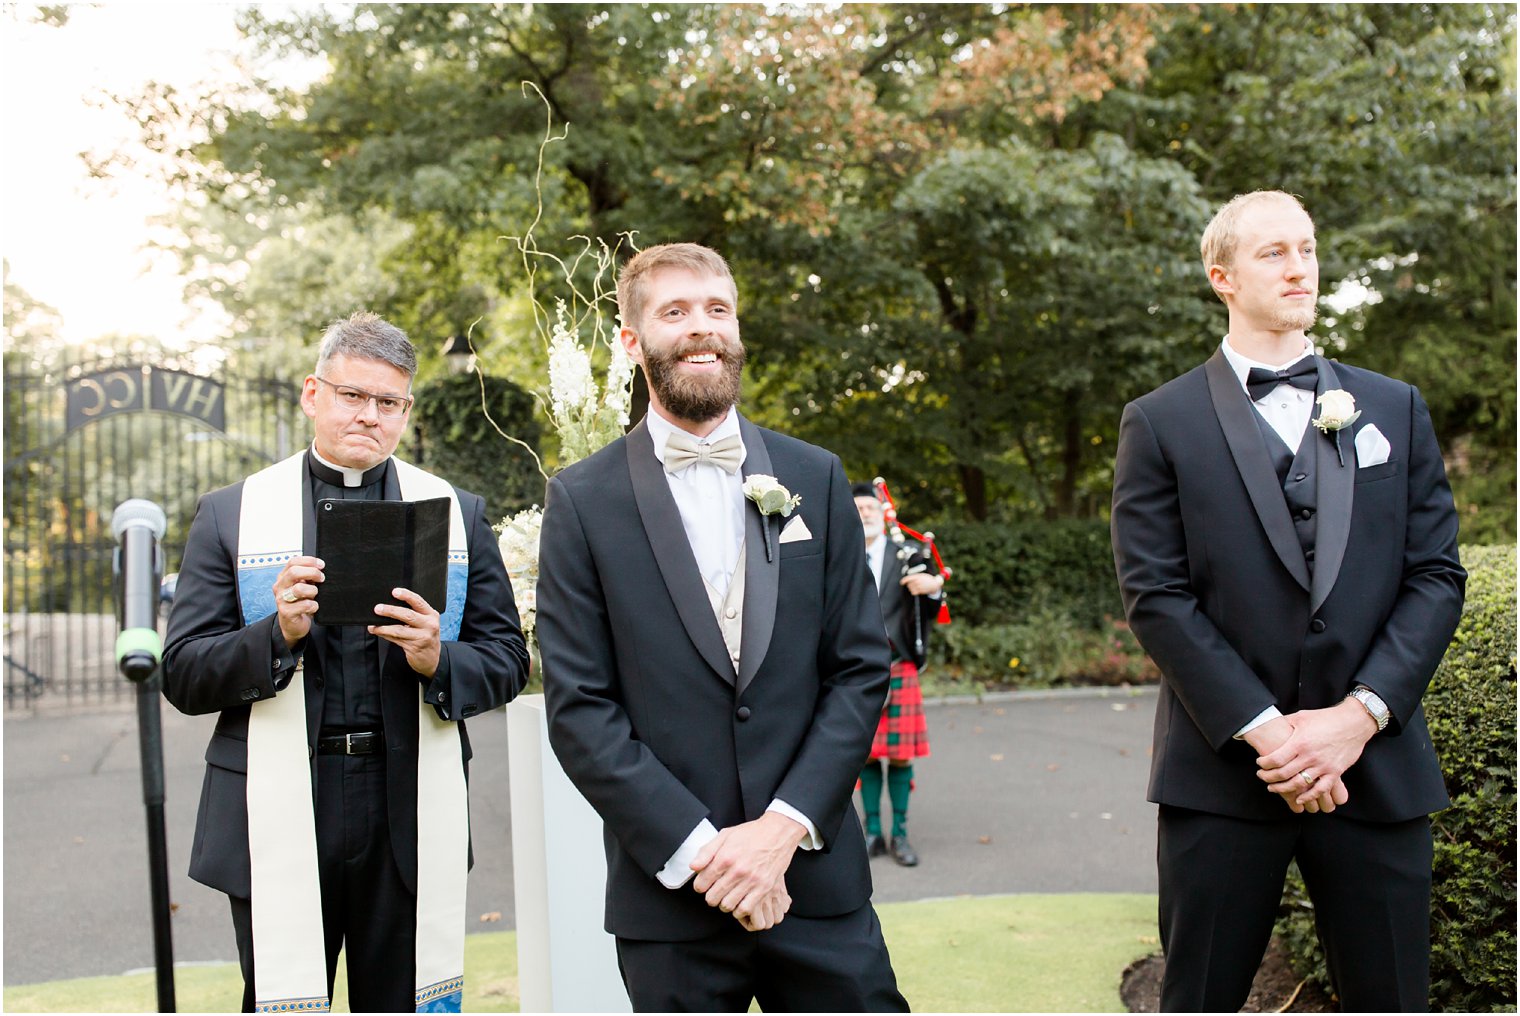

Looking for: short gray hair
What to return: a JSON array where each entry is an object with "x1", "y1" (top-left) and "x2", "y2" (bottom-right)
[{"x1": 315, "y1": 312, "x2": 417, "y2": 383}]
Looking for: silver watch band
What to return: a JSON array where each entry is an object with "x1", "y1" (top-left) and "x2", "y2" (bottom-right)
[{"x1": 1348, "y1": 686, "x2": 1390, "y2": 732}]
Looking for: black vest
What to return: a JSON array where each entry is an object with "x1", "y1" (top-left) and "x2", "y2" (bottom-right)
[{"x1": 1252, "y1": 411, "x2": 1319, "y2": 574}]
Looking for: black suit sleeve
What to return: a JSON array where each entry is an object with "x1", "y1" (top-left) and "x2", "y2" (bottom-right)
[
  {"x1": 538, "y1": 475, "x2": 714, "y2": 877},
  {"x1": 163, "y1": 489, "x2": 287, "y2": 715},
  {"x1": 773, "y1": 455, "x2": 892, "y2": 846},
  {"x1": 422, "y1": 491, "x2": 531, "y2": 721},
  {"x1": 1348, "y1": 387, "x2": 1465, "y2": 733},
  {"x1": 1112, "y1": 401, "x2": 1278, "y2": 749}
]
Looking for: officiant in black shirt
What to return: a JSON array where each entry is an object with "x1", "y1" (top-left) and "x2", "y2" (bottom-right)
[{"x1": 163, "y1": 312, "x2": 528, "y2": 1013}]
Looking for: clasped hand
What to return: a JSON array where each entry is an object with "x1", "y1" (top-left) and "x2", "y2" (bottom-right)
[
  {"x1": 1248, "y1": 703, "x2": 1378, "y2": 814},
  {"x1": 690, "y1": 811, "x2": 806, "y2": 932}
]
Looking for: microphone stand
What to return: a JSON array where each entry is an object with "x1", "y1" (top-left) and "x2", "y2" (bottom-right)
[
  {"x1": 137, "y1": 670, "x2": 176, "y2": 1013},
  {"x1": 113, "y1": 500, "x2": 176, "y2": 1012}
]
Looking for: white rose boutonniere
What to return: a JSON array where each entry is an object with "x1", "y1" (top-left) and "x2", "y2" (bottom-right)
[
  {"x1": 1313, "y1": 390, "x2": 1361, "y2": 434},
  {"x1": 742, "y1": 474, "x2": 801, "y2": 517},
  {"x1": 743, "y1": 475, "x2": 801, "y2": 561},
  {"x1": 1313, "y1": 389, "x2": 1362, "y2": 466}
]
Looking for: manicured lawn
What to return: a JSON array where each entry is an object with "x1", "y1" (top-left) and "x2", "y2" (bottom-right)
[{"x1": 4, "y1": 893, "x2": 1158, "y2": 1013}]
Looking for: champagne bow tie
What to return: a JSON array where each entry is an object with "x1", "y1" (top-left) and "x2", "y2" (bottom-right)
[{"x1": 664, "y1": 432, "x2": 744, "y2": 474}]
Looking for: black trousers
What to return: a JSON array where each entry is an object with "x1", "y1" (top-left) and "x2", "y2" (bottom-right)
[
  {"x1": 1157, "y1": 804, "x2": 1433, "y2": 1012},
  {"x1": 615, "y1": 902, "x2": 909, "y2": 1013},
  {"x1": 230, "y1": 751, "x2": 416, "y2": 1013}
]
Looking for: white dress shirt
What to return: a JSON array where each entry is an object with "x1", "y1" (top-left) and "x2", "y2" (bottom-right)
[
  {"x1": 645, "y1": 408, "x2": 747, "y2": 598},
  {"x1": 1220, "y1": 337, "x2": 1315, "y2": 738},
  {"x1": 1220, "y1": 336, "x2": 1316, "y2": 454},
  {"x1": 864, "y1": 531, "x2": 887, "y2": 590},
  {"x1": 644, "y1": 406, "x2": 822, "y2": 889}
]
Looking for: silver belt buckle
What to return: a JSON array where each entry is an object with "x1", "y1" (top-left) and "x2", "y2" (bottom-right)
[{"x1": 344, "y1": 733, "x2": 361, "y2": 755}]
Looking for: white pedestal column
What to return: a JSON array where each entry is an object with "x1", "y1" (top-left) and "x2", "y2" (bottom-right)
[{"x1": 507, "y1": 693, "x2": 631, "y2": 1012}]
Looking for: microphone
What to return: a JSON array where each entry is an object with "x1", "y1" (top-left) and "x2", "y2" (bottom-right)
[{"x1": 112, "y1": 499, "x2": 167, "y2": 683}]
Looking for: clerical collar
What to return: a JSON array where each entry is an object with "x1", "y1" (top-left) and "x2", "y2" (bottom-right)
[{"x1": 307, "y1": 444, "x2": 388, "y2": 488}]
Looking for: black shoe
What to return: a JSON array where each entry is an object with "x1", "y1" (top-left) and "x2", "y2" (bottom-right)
[
  {"x1": 865, "y1": 833, "x2": 887, "y2": 858},
  {"x1": 890, "y1": 834, "x2": 919, "y2": 867}
]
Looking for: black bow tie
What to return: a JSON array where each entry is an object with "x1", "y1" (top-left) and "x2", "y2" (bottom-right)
[{"x1": 1246, "y1": 360, "x2": 1318, "y2": 402}]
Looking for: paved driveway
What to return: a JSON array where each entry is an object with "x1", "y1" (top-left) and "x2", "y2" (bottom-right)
[{"x1": 2, "y1": 688, "x2": 1158, "y2": 986}]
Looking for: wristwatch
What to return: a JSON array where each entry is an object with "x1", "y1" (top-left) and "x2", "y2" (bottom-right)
[{"x1": 1348, "y1": 686, "x2": 1390, "y2": 732}]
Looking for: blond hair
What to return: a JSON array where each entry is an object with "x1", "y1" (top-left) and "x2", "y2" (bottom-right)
[
  {"x1": 617, "y1": 243, "x2": 737, "y2": 326},
  {"x1": 1199, "y1": 191, "x2": 1312, "y2": 299}
]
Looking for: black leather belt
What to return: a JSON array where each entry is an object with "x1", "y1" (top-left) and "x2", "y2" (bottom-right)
[{"x1": 316, "y1": 730, "x2": 384, "y2": 756}]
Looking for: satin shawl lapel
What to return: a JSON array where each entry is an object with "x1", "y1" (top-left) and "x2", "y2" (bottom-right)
[
  {"x1": 626, "y1": 420, "x2": 737, "y2": 686},
  {"x1": 1311, "y1": 359, "x2": 1353, "y2": 612},
  {"x1": 1204, "y1": 350, "x2": 1311, "y2": 592},
  {"x1": 736, "y1": 416, "x2": 779, "y2": 697}
]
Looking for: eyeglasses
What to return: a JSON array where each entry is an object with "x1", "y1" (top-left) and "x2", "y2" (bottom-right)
[{"x1": 314, "y1": 376, "x2": 414, "y2": 418}]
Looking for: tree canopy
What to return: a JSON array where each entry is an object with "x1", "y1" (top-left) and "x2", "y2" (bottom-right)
[{"x1": 103, "y1": 2, "x2": 1516, "y2": 529}]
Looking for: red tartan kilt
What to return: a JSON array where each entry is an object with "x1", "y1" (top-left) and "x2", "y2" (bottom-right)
[{"x1": 869, "y1": 660, "x2": 931, "y2": 760}]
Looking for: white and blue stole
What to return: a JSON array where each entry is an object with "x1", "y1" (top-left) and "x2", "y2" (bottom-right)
[{"x1": 236, "y1": 451, "x2": 470, "y2": 1013}]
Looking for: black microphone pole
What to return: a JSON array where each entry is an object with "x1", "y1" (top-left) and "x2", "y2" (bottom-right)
[{"x1": 112, "y1": 499, "x2": 176, "y2": 1013}]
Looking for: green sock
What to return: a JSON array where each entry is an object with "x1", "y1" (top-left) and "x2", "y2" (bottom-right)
[
  {"x1": 859, "y1": 760, "x2": 884, "y2": 836},
  {"x1": 887, "y1": 763, "x2": 913, "y2": 838}
]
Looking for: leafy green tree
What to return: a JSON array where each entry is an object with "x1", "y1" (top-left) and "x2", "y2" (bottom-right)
[
  {"x1": 106, "y1": 3, "x2": 1514, "y2": 529},
  {"x1": 1093, "y1": 3, "x2": 1517, "y2": 537}
]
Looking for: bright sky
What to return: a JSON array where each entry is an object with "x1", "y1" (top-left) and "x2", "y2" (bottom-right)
[{"x1": 1, "y1": 3, "x2": 321, "y2": 345}]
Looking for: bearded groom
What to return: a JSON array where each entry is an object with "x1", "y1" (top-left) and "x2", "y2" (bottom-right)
[{"x1": 535, "y1": 243, "x2": 908, "y2": 1012}]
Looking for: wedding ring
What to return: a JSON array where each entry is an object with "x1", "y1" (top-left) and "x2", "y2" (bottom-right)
[
  {"x1": 1301, "y1": 772, "x2": 1315, "y2": 787},
  {"x1": 282, "y1": 589, "x2": 299, "y2": 603}
]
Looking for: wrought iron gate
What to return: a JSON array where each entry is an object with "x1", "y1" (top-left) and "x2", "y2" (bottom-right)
[{"x1": 3, "y1": 346, "x2": 305, "y2": 710}]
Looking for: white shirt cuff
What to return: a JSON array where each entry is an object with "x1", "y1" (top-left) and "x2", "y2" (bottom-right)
[
  {"x1": 1234, "y1": 706, "x2": 1284, "y2": 739},
  {"x1": 657, "y1": 819, "x2": 718, "y2": 889},
  {"x1": 767, "y1": 799, "x2": 821, "y2": 850}
]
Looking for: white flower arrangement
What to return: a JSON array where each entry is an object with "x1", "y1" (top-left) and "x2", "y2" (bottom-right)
[
  {"x1": 497, "y1": 506, "x2": 543, "y2": 638},
  {"x1": 542, "y1": 298, "x2": 636, "y2": 467},
  {"x1": 488, "y1": 84, "x2": 640, "y2": 647}
]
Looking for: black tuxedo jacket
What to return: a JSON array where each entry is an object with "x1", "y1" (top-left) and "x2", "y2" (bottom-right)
[
  {"x1": 537, "y1": 415, "x2": 892, "y2": 941},
  {"x1": 873, "y1": 537, "x2": 942, "y2": 665},
  {"x1": 1111, "y1": 350, "x2": 1464, "y2": 822},
  {"x1": 162, "y1": 459, "x2": 529, "y2": 898}
]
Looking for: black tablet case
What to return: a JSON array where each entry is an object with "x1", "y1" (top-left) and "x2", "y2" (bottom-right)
[{"x1": 313, "y1": 497, "x2": 450, "y2": 625}]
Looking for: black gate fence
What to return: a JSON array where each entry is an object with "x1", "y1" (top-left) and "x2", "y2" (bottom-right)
[{"x1": 4, "y1": 345, "x2": 305, "y2": 710}]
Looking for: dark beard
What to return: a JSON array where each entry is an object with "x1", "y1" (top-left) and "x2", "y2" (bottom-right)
[{"x1": 642, "y1": 337, "x2": 746, "y2": 424}]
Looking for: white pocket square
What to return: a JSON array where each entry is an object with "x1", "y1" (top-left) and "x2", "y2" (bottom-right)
[
  {"x1": 778, "y1": 515, "x2": 813, "y2": 544},
  {"x1": 1355, "y1": 424, "x2": 1391, "y2": 467}
]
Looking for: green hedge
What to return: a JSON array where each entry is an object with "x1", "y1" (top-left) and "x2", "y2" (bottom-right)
[
  {"x1": 412, "y1": 372, "x2": 545, "y2": 517},
  {"x1": 1276, "y1": 543, "x2": 1517, "y2": 1012},
  {"x1": 924, "y1": 517, "x2": 1122, "y2": 629},
  {"x1": 908, "y1": 517, "x2": 1150, "y2": 690}
]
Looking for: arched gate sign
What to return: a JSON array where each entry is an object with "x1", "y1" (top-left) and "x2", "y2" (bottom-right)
[{"x1": 3, "y1": 348, "x2": 305, "y2": 710}]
